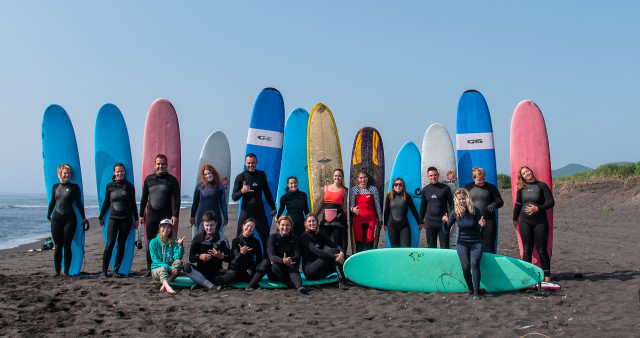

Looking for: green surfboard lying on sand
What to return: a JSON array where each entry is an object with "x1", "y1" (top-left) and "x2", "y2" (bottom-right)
[
  {"x1": 170, "y1": 274, "x2": 338, "y2": 289},
  {"x1": 344, "y1": 248, "x2": 543, "y2": 293}
]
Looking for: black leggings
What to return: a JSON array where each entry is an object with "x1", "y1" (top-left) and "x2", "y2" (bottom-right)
[
  {"x1": 387, "y1": 223, "x2": 411, "y2": 248},
  {"x1": 51, "y1": 211, "x2": 77, "y2": 275},
  {"x1": 302, "y1": 248, "x2": 345, "y2": 281},
  {"x1": 481, "y1": 218, "x2": 497, "y2": 254},
  {"x1": 425, "y1": 221, "x2": 449, "y2": 249},
  {"x1": 102, "y1": 217, "x2": 133, "y2": 274},
  {"x1": 248, "y1": 259, "x2": 303, "y2": 289},
  {"x1": 214, "y1": 267, "x2": 254, "y2": 285},
  {"x1": 519, "y1": 220, "x2": 551, "y2": 277},
  {"x1": 319, "y1": 225, "x2": 346, "y2": 252},
  {"x1": 457, "y1": 240, "x2": 483, "y2": 293}
]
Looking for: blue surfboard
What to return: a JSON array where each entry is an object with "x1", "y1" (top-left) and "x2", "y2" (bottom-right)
[
  {"x1": 242, "y1": 88, "x2": 285, "y2": 241},
  {"x1": 456, "y1": 89, "x2": 499, "y2": 251},
  {"x1": 95, "y1": 103, "x2": 136, "y2": 275},
  {"x1": 386, "y1": 142, "x2": 422, "y2": 248},
  {"x1": 42, "y1": 105, "x2": 85, "y2": 276},
  {"x1": 276, "y1": 108, "x2": 311, "y2": 216}
]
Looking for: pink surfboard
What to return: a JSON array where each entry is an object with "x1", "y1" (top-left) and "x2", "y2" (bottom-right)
[
  {"x1": 142, "y1": 98, "x2": 182, "y2": 236},
  {"x1": 510, "y1": 100, "x2": 553, "y2": 268}
]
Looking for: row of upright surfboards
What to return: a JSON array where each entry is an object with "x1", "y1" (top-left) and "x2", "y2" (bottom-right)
[{"x1": 41, "y1": 88, "x2": 551, "y2": 275}]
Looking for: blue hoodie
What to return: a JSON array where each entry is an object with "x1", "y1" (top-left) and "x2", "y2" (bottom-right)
[{"x1": 149, "y1": 234, "x2": 184, "y2": 270}]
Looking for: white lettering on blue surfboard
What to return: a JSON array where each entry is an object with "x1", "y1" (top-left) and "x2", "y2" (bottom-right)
[
  {"x1": 456, "y1": 132, "x2": 494, "y2": 150},
  {"x1": 246, "y1": 128, "x2": 284, "y2": 149}
]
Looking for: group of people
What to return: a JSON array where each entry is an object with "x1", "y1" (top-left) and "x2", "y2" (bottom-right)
[{"x1": 47, "y1": 152, "x2": 554, "y2": 299}]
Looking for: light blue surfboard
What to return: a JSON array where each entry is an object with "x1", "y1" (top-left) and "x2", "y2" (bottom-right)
[
  {"x1": 242, "y1": 88, "x2": 285, "y2": 239},
  {"x1": 456, "y1": 90, "x2": 499, "y2": 252},
  {"x1": 386, "y1": 142, "x2": 422, "y2": 248},
  {"x1": 42, "y1": 105, "x2": 85, "y2": 276},
  {"x1": 95, "y1": 103, "x2": 136, "y2": 275},
  {"x1": 276, "y1": 108, "x2": 311, "y2": 216}
]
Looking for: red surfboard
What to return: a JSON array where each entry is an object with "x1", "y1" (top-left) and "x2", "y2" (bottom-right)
[
  {"x1": 510, "y1": 100, "x2": 553, "y2": 267},
  {"x1": 142, "y1": 98, "x2": 182, "y2": 236}
]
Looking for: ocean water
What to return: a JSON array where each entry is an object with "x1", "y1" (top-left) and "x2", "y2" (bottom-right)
[{"x1": 0, "y1": 192, "x2": 193, "y2": 250}]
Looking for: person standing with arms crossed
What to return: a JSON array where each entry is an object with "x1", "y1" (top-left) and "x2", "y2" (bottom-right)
[
  {"x1": 139, "y1": 154, "x2": 181, "y2": 277},
  {"x1": 419, "y1": 166, "x2": 453, "y2": 249},
  {"x1": 232, "y1": 153, "x2": 276, "y2": 254}
]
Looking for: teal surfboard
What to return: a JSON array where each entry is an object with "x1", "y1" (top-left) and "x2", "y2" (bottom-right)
[
  {"x1": 344, "y1": 248, "x2": 543, "y2": 293},
  {"x1": 42, "y1": 105, "x2": 85, "y2": 276},
  {"x1": 170, "y1": 274, "x2": 338, "y2": 289},
  {"x1": 95, "y1": 103, "x2": 136, "y2": 275},
  {"x1": 386, "y1": 142, "x2": 422, "y2": 248},
  {"x1": 276, "y1": 108, "x2": 311, "y2": 214}
]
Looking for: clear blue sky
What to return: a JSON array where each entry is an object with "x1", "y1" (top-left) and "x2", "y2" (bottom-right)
[{"x1": 1, "y1": 1, "x2": 638, "y2": 195}]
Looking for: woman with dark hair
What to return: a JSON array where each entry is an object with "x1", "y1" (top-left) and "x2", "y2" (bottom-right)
[
  {"x1": 314, "y1": 168, "x2": 349, "y2": 252},
  {"x1": 383, "y1": 177, "x2": 421, "y2": 248},
  {"x1": 299, "y1": 213, "x2": 348, "y2": 289},
  {"x1": 190, "y1": 164, "x2": 228, "y2": 239},
  {"x1": 47, "y1": 163, "x2": 88, "y2": 276},
  {"x1": 276, "y1": 176, "x2": 309, "y2": 236},
  {"x1": 98, "y1": 163, "x2": 138, "y2": 277},
  {"x1": 349, "y1": 168, "x2": 382, "y2": 252},
  {"x1": 513, "y1": 166, "x2": 554, "y2": 282}
]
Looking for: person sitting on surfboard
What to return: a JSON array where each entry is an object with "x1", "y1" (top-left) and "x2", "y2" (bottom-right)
[
  {"x1": 513, "y1": 166, "x2": 554, "y2": 282},
  {"x1": 463, "y1": 167, "x2": 503, "y2": 254},
  {"x1": 442, "y1": 188, "x2": 486, "y2": 300},
  {"x1": 276, "y1": 176, "x2": 309, "y2": 237},
  {"x1": 232, "y1": 153, "x2": 277, "y2": 255},
  {"x1": 419, "y1": 167, "x2": 453, "y2": 249},
  {"x1": 299, "y1": 213, "x2": 348, "y2": 290},
  {"x1": 183, "y1": 211, "x2": 231, "y2": 290},
  {"x1": 149, "y1": 219, "x2": 185, "y2": 294},
  {"x1": 246, "y1": 215, "x2": 309, "y2": 294},
  {"x1": 212, "y1": 218, "x2": 264, "y2": 286},
  {"x1": 349, "y1": 169, "x2": 382, "y2": 252},
  {"x1": 98, "y1": 163, "x2": 138, "y2": 278},
  {"x1": 314, "y1": 168, "x2": 349, "y2": 251},
  {"x1": 140, "y1": 154, "x2": 181, "y2": 277},
  {"x1": 47, "y1": 163, "x2": 89, "y2": 276},
  {"x1": 190, "y1": 164, "x2": 228, "y2": 239},
  {"x1": 383, "y1": 177, "x2": 422, "y2": 248}
]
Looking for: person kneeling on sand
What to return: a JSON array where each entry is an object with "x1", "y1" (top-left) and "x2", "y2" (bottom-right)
[{"x1": 150, "y1": 219, "x2": 185, "y2": 294}]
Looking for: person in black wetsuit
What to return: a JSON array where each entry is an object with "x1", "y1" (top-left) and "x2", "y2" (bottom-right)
[
  {"x1": 299, "y1": 213, "x2": 348, "y2": 289},
  {"x1": 463, "y1": 167, "x2": 503, "y2": 254},
  {"x1": 232, "y1": 153, "x2": 276, "y2": 253},
  {"x1": 513, "y1": 166, "x2": 554, "y2": 282},
  {"x1": 98, "y1": 163, "x2": 138, "y2": 278},
  {"x1": 139, "y1": 154, "x2": 181, "y2": 276},
  {"x1": 47, "y1": 163, "x2": 89, "y2": 276},
  {"x1": 276, "y1": 176, "x2": 310, "y2": 237},
  {"x1": 419, "y1": 167, "x2": 453, "y2": 249},
  {"x1": 246, "y1": 215, "x2": 309, "y2": 293},
  {"x1": 183, "y1": 211, "x2": 231, "y2": 290},
  {"x1": 443, "y1": 188, "x2": 486, "y2": 300},
  {"x1": 383, "y1": 177, "x2": 422, "y2": 247},
  {"x1": 213, "y1": 218, "x2": 264, "y2": 285},
  {"x1": 190, "y1": 164, "x2": 228, "y2": 239}
]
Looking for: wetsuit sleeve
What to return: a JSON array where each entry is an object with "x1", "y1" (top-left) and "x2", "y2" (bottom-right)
[
  {"x1": 475, "y1": 208, "x2": 485, "y2": 234},
  {"x1": 220, "y1": 186, "x2": 228, "y2": 220},
  {"x1": 230, "y1": 238, "x2": 242, "y2": 265},
  {"x1": 446, "y1": 186, "x2": 454, "y2": 214},
  {"x1": 267, "y1": 234, "x2": 282, "y2": 264},
  {"x1": 261, "y1": 171, "x2": 276, "y2": 211},
  {"x1": 324, "y1": 234, "x2": 343, "y2": 252},
  {"x1": 371, "y1": 186, "x2": 382, "y2": 220},
  {"x1": 140, "y1": 177, "x2": 149, "y2": 218},
  {"x1": 189, "y1": 234, "x2": 201, "y2": 263},
  {"x1": 231, "y1": 173, "x2": 243, "y2": 202},
  {"x1": 276, "y1": 195, "x2": 286, "y2": 218},
  {"x1": 513, "y1": 188, "x2": 523, "y2": 221},
  {"x1": 407, "y1": 195, "x2": 420, "y2": 221},
  {"x1": 47, "y1": 184, "x2": 58, "y2": 219},
  {"x1": 419, "y1": 186, "x2": 427, "y2": 222},
  {"x1": 537, "y1": 182, "x2": 555, "y2": 211},
  {"x1": 99, "y1": 183, "x2": 111, "y2": 221},
  {"x1": 302, "y1": 191, "x2": 310, "y2": 216},
  {"x1": 490, "y1": 184, "x2": 504, "y2": 209},
  {"x1": 73, "y1": 184, "x2": 86, "y2": 219},
  {"x1": 349, "y1": 186, "x2": 357, "y2": 209},
  {"x1": 383, "y1": 195, "x2": 390, "y2": 226},
  {"x1": 170, "y1": 176, "x2": 180, "y2": 217},
  {"x1": 128, "y1": 182, "x2": 139, "y2": 220},
  {"x1": 190, "y1": 185, "x2": 200, "y2": 218},
  {"x1": 220, "y1": 242, "x2": 232, "y2": 262},
  {"x1": 443, "y1": 211, "x2": 456, "y2": 233},
  {"x1": 301, "y1": 234, "x2": 337, "y2": 260}
]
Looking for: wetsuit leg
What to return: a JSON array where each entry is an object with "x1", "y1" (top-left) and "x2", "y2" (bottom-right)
[
  {"x1": 183, "y1": 264, "x2": 215, "y2": 289},
  {"x1": 424, "y1": 222, "x2": 439, "y2": 248},
  {"x1": 62, "y1": 213, "x2": 77, "y2": 274},
  {"x1": 518, "y1": 221, "x2": 535, "y2": 262},
  {"x1": 438, "y1": 226, "x2": 450, "y2": 249},
  {"x1": 102, "y1": 218, "x2": 119, "y2": 273},
  {"x1": 456, "y1": 241, "x2": 474, "y2": 292},
  {"x1": 236, "y1": 211, "x2": 250, "y2": 237},
  {"x1": 247, "y1": 259, "x2": 271, "y2": 288},
  {"x1": 50, "y1": 213, "x2": 66, "y2": 275},
  {"x1": 145, "y1": 212, "x2": 162, "y2": 270},
  {"x1": 254, "y1": 215, "x2": 270, "y2": 255},
  {"x1": 303, "y1": 258, "x2": 335, "y2": 280},
  {"x1": 399, "y1": 226, "x2": 411, "y2": 248},
  {"x1": 387, "y1": 226, "x2": 401, "y2": 247},
  {"x1": 271, "y1": 262, "x2": 302, "y2": 289},
  {"x1": 113, "y1": 218, "x2": 133, "y2": 273},
  {"x1": 212, "y1": 269, "x2": 237, "y2": 285},
  {"x1": 533, "y1": 222, "x2": 551, "y2": 278},
  {"x1": 470, "y1": 242, "x2": 483, "y2": 293},
  {"x1": 481, "y1": 218, "x2": 497, "y2": 254}
]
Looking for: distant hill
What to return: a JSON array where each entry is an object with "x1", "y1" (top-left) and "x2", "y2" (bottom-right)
[{"x1": 552, "y1": 163, "x2": 592, "y2": 177}]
